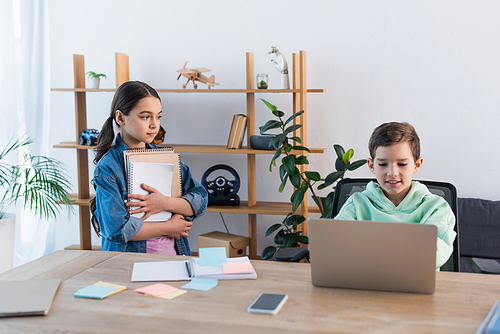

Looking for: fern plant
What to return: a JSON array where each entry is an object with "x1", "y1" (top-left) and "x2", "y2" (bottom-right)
[{"x1": 0, "y1": 136, "x2": 73, "y2": 220}]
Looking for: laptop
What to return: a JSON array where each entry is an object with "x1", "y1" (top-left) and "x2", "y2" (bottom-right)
[{"x1": 308, "y1": 218, "x2": 437, "y2": 294}]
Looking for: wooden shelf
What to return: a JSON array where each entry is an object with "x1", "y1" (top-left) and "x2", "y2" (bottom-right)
[
  {"x1": 51, "y1": 88, "x2": 325, "y2": 93},
  {"x1": 53, "y1": 142, "x2": 326, "y2": 154},
  {"x1": 53, "y1": 51, "x2": 323, "y2": 257},
  {"x1": 63, "y1": 195, "x2": 321, "y2": 215}
]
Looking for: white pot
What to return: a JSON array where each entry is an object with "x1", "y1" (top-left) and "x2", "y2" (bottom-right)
[
  {"x1": 0, "y1": 213, "x2": 15, "y2": 274},
  {"x1": 89, "y1": 77, "x2": 100, "y2": 89}
]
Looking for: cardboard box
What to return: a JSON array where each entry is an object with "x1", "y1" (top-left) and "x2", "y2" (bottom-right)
[{"x1": 198, "y1": 231, "x2": 249, "y2": 258}]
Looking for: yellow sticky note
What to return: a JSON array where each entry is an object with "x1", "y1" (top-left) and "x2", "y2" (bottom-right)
[
  {"x1": 222, "y1": 262, "x2": 252, "y2": 274},
  {"x1": 157, "y1": 289, "x2": 187, "y2": 300},
  {"x1": 93, "y1": 281, "x2": 127, "y2": 297}
]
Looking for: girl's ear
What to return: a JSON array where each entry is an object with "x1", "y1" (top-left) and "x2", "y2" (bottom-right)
[{"x1": 115, "y1": 110, "x2": 125, "y2": 126}]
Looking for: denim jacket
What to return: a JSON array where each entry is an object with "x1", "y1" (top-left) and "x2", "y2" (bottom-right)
[{"x1": 93, "y1": 134, "x2": 208, "y2": 255}]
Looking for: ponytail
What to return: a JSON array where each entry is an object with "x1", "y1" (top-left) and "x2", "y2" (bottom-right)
[
  {"x1": 93, "y1": 116, "x2": 115, "y2": 165},
  {"x1": 90, "y1": 81, "x2": 161, "y2": 237}
]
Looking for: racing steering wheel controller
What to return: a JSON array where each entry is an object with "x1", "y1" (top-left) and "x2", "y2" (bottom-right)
[{"x1": 201, "y1": 164, "x2": 241, "y2": 206}]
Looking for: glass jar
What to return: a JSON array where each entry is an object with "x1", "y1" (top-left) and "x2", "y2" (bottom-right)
[{"x1": 256, "y1": 73, "x2": 268, "y2": 89}]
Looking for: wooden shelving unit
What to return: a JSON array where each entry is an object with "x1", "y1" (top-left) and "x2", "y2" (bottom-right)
[{"x1": 52, "y1": 51, "x2": 324, "y2": 258}]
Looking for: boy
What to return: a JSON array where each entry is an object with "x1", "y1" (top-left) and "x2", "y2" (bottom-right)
[{"x1": 334, "y1": 122, "x2": 456, "y2": 269}]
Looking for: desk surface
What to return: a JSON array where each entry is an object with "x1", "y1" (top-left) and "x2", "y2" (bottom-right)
[{"x1": 0, "y1": 250, "x2": 497, "y2": 333}]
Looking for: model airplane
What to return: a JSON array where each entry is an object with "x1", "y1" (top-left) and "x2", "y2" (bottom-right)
[{"x1": 176, "y1": 62, "x2": 220, "y2": 89}]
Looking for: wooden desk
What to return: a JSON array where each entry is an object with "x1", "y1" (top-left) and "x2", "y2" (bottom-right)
[{"x1": 0, "y1": 251, "x2": 497, "y2": 333}]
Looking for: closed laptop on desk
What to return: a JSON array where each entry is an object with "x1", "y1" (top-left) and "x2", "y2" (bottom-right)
[{"x1": 308, "y1": 219, "x2": 437, "y2": 294}]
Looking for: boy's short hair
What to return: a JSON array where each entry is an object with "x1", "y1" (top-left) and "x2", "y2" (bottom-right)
[{"x1": 369, "y1": 122, "x2": 420, "y2": 161}]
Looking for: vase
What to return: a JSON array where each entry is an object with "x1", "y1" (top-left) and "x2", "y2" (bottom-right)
[{"x1": 0, "y1": 213, "x2": 15, "y2": 274}]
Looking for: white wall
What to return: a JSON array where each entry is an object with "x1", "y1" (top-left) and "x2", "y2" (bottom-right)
[{"x1": 48, "y1": 0, "x2": 500, "y2": 254}]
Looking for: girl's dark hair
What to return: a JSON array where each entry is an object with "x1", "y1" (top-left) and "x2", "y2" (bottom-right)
[{"x1": 90, "y1": 81, "x2": 161, "y2": 236}]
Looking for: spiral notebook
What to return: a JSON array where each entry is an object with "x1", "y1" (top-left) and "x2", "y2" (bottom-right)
[{"x1": 124, "y1": 148, "x2": 182, "y2": 222}]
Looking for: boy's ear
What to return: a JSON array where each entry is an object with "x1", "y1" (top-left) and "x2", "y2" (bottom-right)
[
  {"x1": 413, "y1": 157, "x2": 423, "y2": 173},
  {"x1": 367, "y1": 158, "x2": 375, "y2": 174}
]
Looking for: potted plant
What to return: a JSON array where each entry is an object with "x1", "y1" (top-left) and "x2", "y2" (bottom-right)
[
  {"x1": 0, "y1": 136, "x2": 73, "y2": 273},
  {"x1": 258, "y1": 99, "x2": 366, "y2": 260},
  {"x1": 86, "y1": 71, "x2": 107, "y2": 89}
]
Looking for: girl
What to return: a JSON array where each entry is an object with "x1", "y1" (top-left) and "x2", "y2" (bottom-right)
[{"x1": 90, "y1": 81, "x2": 208, "y2": 255}]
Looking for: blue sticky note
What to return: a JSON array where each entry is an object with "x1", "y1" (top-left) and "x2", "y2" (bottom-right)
[
  {"x1": 74, "y1": 285, "x2": 117, "y2": 299},
  {"x1": 181, "y1": 278, "x2": 218, "y2": 291},
  {"x1": 199, "y1": 247, "x2": 227, "y2": 267}
]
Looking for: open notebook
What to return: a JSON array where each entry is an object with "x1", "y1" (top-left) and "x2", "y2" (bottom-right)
[
  {"x1": 131, "y1": 256, "x2": 257, "y2": 282},
  {"x1": 124, "y1": 148, "x2": 182, "y2": 222}
]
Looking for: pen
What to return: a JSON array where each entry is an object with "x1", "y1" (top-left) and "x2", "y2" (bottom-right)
[{"x1": 185, "y1": 261, "x2": 192, "y2": 277}]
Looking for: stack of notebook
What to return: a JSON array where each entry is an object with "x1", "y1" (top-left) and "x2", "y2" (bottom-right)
[{"x1": 124, "y1": 147, "x2": 181, "y2": 222}]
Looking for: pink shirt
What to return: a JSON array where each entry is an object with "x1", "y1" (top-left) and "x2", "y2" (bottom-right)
[{"x1": 146, "y1": 237, "x2": 177, "y2": 255}]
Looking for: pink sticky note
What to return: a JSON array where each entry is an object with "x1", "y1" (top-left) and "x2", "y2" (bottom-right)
[
  {"x1": 222, "y1": 262, "x2": 252, "y2": 274},
  {"x1": 134, "y1": 283, "x2": 178, "y2": 297}
]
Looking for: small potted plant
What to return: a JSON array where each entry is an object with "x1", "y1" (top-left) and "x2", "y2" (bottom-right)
[
  {"x1": 86, "y1": 71, "x2": 107, "y2": 89},
  {"x1": 0, "y1": 136, "x2": 73, "y2": 273}
]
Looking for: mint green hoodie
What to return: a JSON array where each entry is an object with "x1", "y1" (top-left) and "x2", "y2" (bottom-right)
[{"x1": 334, "y1": 181, "x2": 456, "y2": 269}]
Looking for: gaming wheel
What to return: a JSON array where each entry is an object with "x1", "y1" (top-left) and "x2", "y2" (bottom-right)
[{"x1": 201, "y1": 164, "x2": 240, "y2": 206}]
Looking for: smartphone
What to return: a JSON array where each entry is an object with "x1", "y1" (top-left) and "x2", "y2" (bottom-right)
[{"x1": 247, "y1": 293, "x2": 288, "y2": 315}]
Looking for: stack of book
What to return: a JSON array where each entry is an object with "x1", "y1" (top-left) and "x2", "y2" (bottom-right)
[{"x1": 227, "y1": 114, "x2": 247, "y2": 149}]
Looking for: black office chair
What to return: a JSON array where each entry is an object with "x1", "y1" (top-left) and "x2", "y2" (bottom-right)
[{"x1": 331, "y1": 178, "x2": 460, "y2": 272}]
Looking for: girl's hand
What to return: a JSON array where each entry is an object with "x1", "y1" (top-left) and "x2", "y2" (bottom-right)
[
  {"x1": 126, "y1": 183, "x2": 169, "y2": 220},
  {"x1": 166, "y1": 214, "x2": 192, "y2": 240}
]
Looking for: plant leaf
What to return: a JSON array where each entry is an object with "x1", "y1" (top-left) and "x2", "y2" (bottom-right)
[
  {"x1": 334, "y1": 144, "x2": 345, "y2": 161},
  {"x1": 294, "y1": 155, "x2": 309, "y2": 165},
  {"x1": 260, "y1": 98, "x2": 277, "y2": 111},
  {"x1": 261, "y1": 246, "x2": 277, "y2": 260},
  {"x1": 282, "y1": 155, "x2": 296, "y2": 175},
  {"x1": 289, "y1": 167, "x2": 301, "y2": 188},
  {"x1": 283, "y1": 234, "x2": 297, "y2": 248},
  {"x1": 284, "y1": 124, "x2": 302, "y2": 135},
  {"x1": 348, "y1": 159, "x2": 367, "y2": 171},
  {"x1": 321, "y1": 191, "x2": 336, "y2": 218},
  {"x1": 292, "y1": 187, "x2": 306, "y2": 212},
  {"x1": 290, "y1": 136, "x2": 302, "y2": 144},
  {"x1": 259, "y1": 120, "x2": 281, "y2": 134},
  {"x1": 335, "y1": 157, "x2": 346, "y2": 171},
  {"x1": 274, "y1": 230, "x2": 285, "y2": 245},
  {"x1": 291, "y1": 146, "x2": 311, "y2": 153},
  {"x1": 284, "y1": 110, "x2": 304, "y2": 126},
  {"x1": 342, "y1": 149, "x2": 354, "y2": 162},
  {"x1": 278, "y1": 174, "x2": 288, "y2": 193},
  {"x1": 265, "y1": 223, "x2": 283, "y2": 236},
  {"x1": 296, "y1": 235, "x2": 309, "y2": 244},
  {"x1": 272, "y1": 109, "x2": 285, "y2": 118},
  {"x1": 304, "y1": 171, "x2": 321, "y2": 181},
  {"x1": 324, "y1": 170, "x2": 344, "y2": 187}
]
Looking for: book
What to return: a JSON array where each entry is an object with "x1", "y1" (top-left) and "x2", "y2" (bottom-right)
[
  {"x1": 476, "y1": 302, "x2": 500, "y2": 334},
  {"x1": 131, "y1": 256, "x2": 257, "y2": 282},
  {"x1": 234, "y1": 115, "x2": 247, "y2": 149},
  {"x1": 227, "y1": 114, "x2": 240, "y2": 148},
  {"x1": 227, "y1": 114, "x2": 247, "y2": 149},
  {"x1": 124, "y1": 148, "x2": 182, "y2": 222},
  {"x1": 0, "y1": 279, "x2": 61, "y2": 317}
]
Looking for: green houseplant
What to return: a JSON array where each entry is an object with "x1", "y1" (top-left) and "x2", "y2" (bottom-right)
[
  {"x1": 258, "y1": 99, "x2": 366, "y2": 259},
  {"x1": 86, "y1": 71, "x2": 107, "y2": 89},
  {"x1": 0, "y1": 136, "x2": 73, "y2": 219},
  {"x1": 0, "y1": 135, "x2": 73, "y2": 273}
]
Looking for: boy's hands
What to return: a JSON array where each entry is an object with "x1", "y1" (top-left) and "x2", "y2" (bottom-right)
[
  {"x1": 126, "y1": 183, "x2": 169, "y2": 220},
  {"x1": 165, "y1": 214, "x2": 192, "y2": 239}
]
